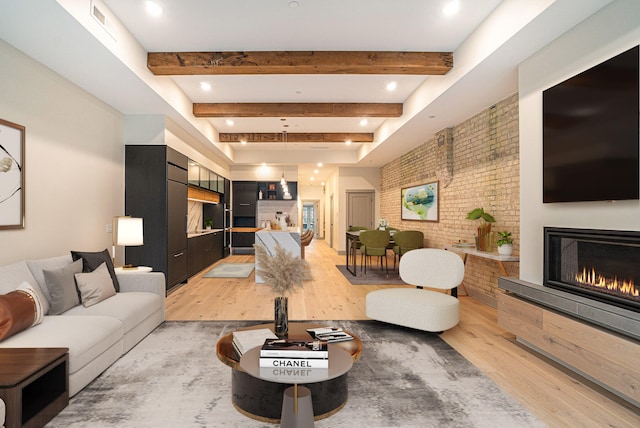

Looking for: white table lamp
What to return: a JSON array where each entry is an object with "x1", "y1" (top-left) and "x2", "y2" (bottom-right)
[{"x1": 112, "y1": 216, "x2": 144, "y2": 269}]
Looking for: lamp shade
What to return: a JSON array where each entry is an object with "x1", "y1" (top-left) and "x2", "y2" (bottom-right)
[{"x1": 114, "y1": 216, "x2": 144, "y2": 246}]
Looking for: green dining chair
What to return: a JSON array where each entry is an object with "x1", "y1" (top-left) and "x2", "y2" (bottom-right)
[
  {"x1": 359, "y1": 230, "x2": 391, "y2": 276},
  {"x1": 347, "y1": 226, "x2": 369, "y2": 265},
  {"x1": 385, "y1": 227, "x2": 401, "y2": 251},
  {"x1": 392, "y1": 230, "x2": 424, "y2": 270}
]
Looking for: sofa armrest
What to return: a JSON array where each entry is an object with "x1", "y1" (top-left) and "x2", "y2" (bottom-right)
[{"x1": 116, "y1": 272, "x2": 166, "y2": 318}]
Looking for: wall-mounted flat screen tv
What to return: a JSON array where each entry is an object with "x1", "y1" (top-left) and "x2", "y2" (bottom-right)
[{"x1": 543, "y1": 45, "x2": 639, "y2": 203}]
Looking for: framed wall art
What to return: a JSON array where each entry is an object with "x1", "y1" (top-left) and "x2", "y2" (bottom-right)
[
  {"x1": 401, "y1": 181, "x2": 439, "y2": 222},
  {"x1": 0, "y1": 118, "x2": 25, "y2": 229}
]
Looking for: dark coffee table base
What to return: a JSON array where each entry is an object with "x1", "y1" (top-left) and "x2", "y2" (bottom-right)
[{"x1": 231, "y1": 369, "x2": 349, "y2": 422}]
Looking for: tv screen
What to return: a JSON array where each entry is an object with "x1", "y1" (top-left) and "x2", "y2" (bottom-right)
[{"x1": 543, "y1": 46, "x2": 639, "y2": 203}]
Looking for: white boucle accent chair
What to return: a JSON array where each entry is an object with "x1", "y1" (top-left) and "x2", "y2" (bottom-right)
[{"x1": 366, "y1": 248, "x2": 464, "y2": 332}]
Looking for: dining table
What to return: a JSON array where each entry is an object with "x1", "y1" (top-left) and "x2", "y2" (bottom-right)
[{"x1": 345, "y1": 230, "x2": 396, "y2": 276}]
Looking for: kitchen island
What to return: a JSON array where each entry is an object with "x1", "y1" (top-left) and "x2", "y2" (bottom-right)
[{"x1": 255, "y1": 228, "x2": 301, "y2": 283}]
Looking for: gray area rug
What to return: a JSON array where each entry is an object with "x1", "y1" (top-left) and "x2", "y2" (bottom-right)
[
  {"x1": 203, "y1": 263, "x2": 255, "y2": 278},
  {"x1": 335, "y1": 264, "x2": 406, "y2": 285},
  {"x1": 47, "y1": 321, "x2": 545, "y2": 428}
]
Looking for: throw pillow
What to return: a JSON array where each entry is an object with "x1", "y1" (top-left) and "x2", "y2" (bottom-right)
[
  {"x1": 17, "y1": 282, "x2": 44, "y2": 326},
  {"x1": 74, "y1": 262, "x2": 116, "y2": 307},
  {"x1": 44, "y1": 258, "x2": 83, "y2": 315},
  {"x1": 25, "y1": 254, "x2": 74, "y2": 310},
  {"x1": 71, "y1": 249, "x2": 120, "y2": 292},
  {"x1": 0, "y1": 282, "x2": 44, "y2": 342}
]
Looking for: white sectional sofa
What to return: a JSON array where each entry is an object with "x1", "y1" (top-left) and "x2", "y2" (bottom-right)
[{"x1": 0, "y1": 253, "x2": 165, "y2": 404}]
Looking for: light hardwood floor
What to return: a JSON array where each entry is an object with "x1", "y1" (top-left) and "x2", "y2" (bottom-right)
[{"x1": 166, "y1": 239, "x2": 640, "y2": 427}]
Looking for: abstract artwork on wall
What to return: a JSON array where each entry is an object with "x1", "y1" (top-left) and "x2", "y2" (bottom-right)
[
  {"x1": 0, "y1": 118, "x2": 25, "y2": 229},
  {"x1": 401, "y1": 181, "x2": 438, "y2": 222}
]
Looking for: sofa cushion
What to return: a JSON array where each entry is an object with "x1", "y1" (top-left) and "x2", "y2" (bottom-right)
[
  {"x1": 71, "y1": 249, "x2": 120, "y2": 292},
  {"x1": 44, "y1": 258, "x2": 83, "y2": 315},
  {"x1": 0, "y1": 284, "x2": 44, "y2": 341},
  {"x1": 75, "y1": 262, "x2": 116, "y2": 307},
  {"x1": 0, "y1": 261, "x2": 49, "y2": 316},
  {"x1": 26, "y1": 254, "x2": 73, "y2": 308},
  {"x1": 63, "y1": 292, "x2": 161, "y2": 334},
  {"x1": 0, "y1": 261, "x2": 38, "y2": 293},
  {"x1": 0, "y1": 314, "x2": 123, "y2": 375}
]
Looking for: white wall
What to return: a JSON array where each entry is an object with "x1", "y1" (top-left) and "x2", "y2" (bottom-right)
[
  {"x1": 518, "y1": 0, "x2": 640, "y2": 284},
  {"x1": 0, "y1": 40, "x2": 125, "y2": 264}
]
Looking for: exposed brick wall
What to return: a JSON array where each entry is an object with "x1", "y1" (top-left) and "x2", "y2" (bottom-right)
[{"x1": 381, "y1": 93, "x2": 520, "y2": 306}]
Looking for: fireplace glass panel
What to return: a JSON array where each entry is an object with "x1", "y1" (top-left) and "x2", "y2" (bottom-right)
[{"x1": 545, "y1": 228, "x2": 640, "y2": 311}]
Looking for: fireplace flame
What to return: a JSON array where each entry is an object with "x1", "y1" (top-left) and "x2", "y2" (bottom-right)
[{"x1": 575, "y1": 267, "x2": 638, "y2": 297}]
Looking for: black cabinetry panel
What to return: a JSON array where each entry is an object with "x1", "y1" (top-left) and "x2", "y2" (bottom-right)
[{"x1": 125, "y1": 145, "x2": 188, "y2": 293}]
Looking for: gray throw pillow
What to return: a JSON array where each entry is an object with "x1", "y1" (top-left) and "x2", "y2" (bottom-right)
[
  {"x1": 75, "y1": 262, "x2": 116, "y2": 307},
  {"x1": 43, "y1": 258, "x2": 83, "y2": 315},
  {"x1": 71, "y1": 249, "x2": 120, "y2": 292}
]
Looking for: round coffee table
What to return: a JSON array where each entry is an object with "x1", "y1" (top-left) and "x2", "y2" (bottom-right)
[{"x1": 216, "y1": 322, "x2": 362, "y2": 423}]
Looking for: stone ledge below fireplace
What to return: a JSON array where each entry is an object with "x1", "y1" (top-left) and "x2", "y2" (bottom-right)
[{"x1": 498, "y1": 277, "x2": 640, "y2": 341}]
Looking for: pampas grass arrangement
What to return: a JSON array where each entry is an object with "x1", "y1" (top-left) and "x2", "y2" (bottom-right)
[{"x1": 254, "y1": 243, "x2": 307, "y2": 295}]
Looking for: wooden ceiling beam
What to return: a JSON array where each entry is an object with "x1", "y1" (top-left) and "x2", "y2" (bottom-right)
[
  {"x1": 194, "y1": 103, "x2": 402, "y2": 118},
  {"x1": 148, "y1": 51, "x2": 453, "y2": 75},
  {"x1": 219, "y1": 133, "x2": 373, "y2": 143}
]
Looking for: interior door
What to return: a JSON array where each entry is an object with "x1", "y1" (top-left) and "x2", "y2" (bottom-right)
[{"x1": 347, "y1": 191, "x2": 374, "y2": 230}]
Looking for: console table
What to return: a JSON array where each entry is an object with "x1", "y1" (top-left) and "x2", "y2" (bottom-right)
[
  {"x1": 0, "y1": 348, "x2": 69, "y2": 428},
  {"x1": 445, "y1": 245, "x2": 519, "y2": 297}
]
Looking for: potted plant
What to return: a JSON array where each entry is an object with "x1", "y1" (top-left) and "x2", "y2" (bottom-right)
[
  {"x1": 466, "y1": 208, "x2": 496, "y2": 251},
  {"x1": 496, "y1": 231, "x2": 514, "y2": 256},
  {"x1": 204, "y1": 218, "x2": 213, "y2": 230}
]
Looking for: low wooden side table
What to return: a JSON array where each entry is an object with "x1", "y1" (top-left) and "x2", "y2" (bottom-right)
[{"x1": 0, "y1": 348, "x2": 69, "y2": 428}]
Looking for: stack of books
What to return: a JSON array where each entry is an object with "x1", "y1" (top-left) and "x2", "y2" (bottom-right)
[
  {"x1": 232, "y1": 328, "x2": 278, "y2": 356},
  {"x1": 259, "y1": 338, "x2": 329, "y2": 368},
  {"x1": 306, "y1": 326, "x2": 354, "y2": 343}
]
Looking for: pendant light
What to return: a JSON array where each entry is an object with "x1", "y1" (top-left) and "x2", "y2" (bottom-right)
[{"x1": 280, "y1": 131, "x2": 287, "y2": 186}]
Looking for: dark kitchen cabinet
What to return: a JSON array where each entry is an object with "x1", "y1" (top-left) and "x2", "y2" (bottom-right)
[
  {"x1": 233, "y1": 181, "x2": 257, "y2": 217},
  {"x1": 188, "y1": 231, "x2": 224, "y2": 278},
  {"x1": 257, "y1": 181, "x2": 298, "y2": 200},
  {"x1": 125, "y1": 145, "x2": 188, "y2": 293}
]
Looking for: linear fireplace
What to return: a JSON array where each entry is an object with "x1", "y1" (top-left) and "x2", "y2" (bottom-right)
[{"x1": 544, "y1": 227, "x2": 640, "y2": 312}]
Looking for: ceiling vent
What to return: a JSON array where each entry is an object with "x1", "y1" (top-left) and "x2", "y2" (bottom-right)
[{"x1": 91, "y1": 1, "x2": 116, "y2": 40}]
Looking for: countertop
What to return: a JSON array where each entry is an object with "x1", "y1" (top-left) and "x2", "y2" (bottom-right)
[
  {"x1": 231, "y1": 227, "x2": 264, "y2": 233},
  {"x1": 256, "y1": 227, "x2": 301, "y2": 234},
  {"x1": 187, "y1": 229, "x2": 224, "y2": 238}
]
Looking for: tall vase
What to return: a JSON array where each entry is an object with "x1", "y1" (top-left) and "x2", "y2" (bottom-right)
[{"x1": 274, "y1": 296, "x2": 288, "y2": 337}]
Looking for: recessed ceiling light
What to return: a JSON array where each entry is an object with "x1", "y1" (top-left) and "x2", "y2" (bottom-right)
[
  {"x1": 289, "y1": 1, "x2": 299, "y2": 8},
  {"x1": 200, "y1": 82, "x2": 211, "y2": 91},
  {"x1": 144, "y1": 1, "x2": 163, "y2": 17},
  {"x1": 313, "y1": 169, "x2": 319, "y2": 174},
  {"x1": 241, "y1": 140, "x2": 247, "y2": 145},
  {"x1": 310, "y1": 176, "x2": 315, "y2": 181},
  {"x1": 442, "y1": 0, "x2": 460, "y2": 16},
  {"x1": 345, "y1": 139, "x2": 352, "y2": 146},
  {"x1": 386, "y1": 81, "x2": 397, "y2": 91},
  {"x1": 317, "y1": 162, "x2": 323, "y2": 167},
  {"x1": 360, "y1": 119, "x2": 368, "y2": 127},
  {"x1": 226, "y1": 119, "x2": 234, "y2": 126}
]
